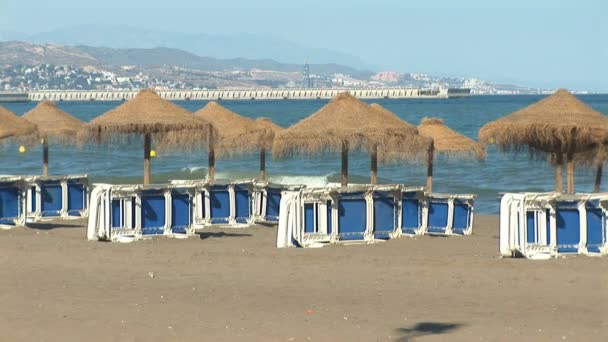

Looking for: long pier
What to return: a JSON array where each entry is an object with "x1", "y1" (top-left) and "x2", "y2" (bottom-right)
[{"x1": 18, "y1": 87, "x2": 470, "y2": 102}]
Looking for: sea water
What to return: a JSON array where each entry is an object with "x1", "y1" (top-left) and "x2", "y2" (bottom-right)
[{"x1": 2, "y1": 94, "x2": 607, "y2": 213}]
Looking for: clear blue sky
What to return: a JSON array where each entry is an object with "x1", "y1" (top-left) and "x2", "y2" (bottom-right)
[{"x1": 1, "y1": 0, "x2": 606, "y2": 91}]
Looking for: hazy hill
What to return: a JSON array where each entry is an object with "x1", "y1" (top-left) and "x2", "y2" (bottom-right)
[
  {"x1": 0, "y1": 41, "x2": 97, "y2": 66},
  {"x1": 0, "y1": 41, "x2": 372, "y2": 77},
  {"x1": 77, "y1": 45, "x2": 371, "y2": 76},
  {"x1": 1, "y1": 25, "x2": 370, "y2": 70}
]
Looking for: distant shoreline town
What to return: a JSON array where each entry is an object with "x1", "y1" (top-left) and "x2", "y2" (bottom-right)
[{"x1": 0, "y1": 41, "x2": 594, "y2": 95}]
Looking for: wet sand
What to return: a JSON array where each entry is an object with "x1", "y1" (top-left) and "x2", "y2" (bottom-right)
[{"x1": 0, "y1": 215, "x2": 606, "y2": 341}]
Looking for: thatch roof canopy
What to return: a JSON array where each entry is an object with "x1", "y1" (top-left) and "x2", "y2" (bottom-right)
[
  {"x1": 195, "y1": 101, "x2": 272, "y2": 154},
  {"x1": 23, "y1": 101, "x2": 83, "y2": 143},
  {"x1": 273, "y1": 93, "x2": 429, "y2": 158},
  {"x1": 369, "y1": 103, "x2": 417, "y2": 130},
  {"x1": 255, "y1": 117, "x2": 283, "y2": 134},
  {"x1": 479, "y1": 89, "x2": 608, "y2": 155},
  {"x1": 0, "y1": 105, "x2": 38, "y2": 143},
  {"x1": 418, "y1": 117, "x2": 486, "y2": 160},
  {"x1": 255, "y1": 117, "x2": 283, "y2": 149},
  {"x1": 79, "y1": 89, "x2": 213, "y2": 150}
]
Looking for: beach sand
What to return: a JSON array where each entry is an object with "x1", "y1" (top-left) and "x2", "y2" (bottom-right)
[{"x1": 0, "y1": 215, "x2": 606, "y2": 341}]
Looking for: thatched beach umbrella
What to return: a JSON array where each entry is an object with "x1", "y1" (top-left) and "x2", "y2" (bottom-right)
[
  {"x1": 0, "y1": 105, "x2": 38, "y2": 142},
  {"x1": 417, "y1": 118, "x2": 486, "y2": 192},
  {"x1": 255, "y1": 117, "x2": 283, "y2": 181},
  {"x1": 23, "y1": 101, "x2": 83, "y2": 176},
  {"x1": 273, "y1": 93, "x2": 429, "y2": 186},
  {"x1": 194, "y1": 101, "x2": 273, "y2": 180},
  {"x1": 79, "y1": 89, "x2": 213, "y2": 185},
  {"x1": 479, "y1": 89, "x2": 608, "y2": 194}
]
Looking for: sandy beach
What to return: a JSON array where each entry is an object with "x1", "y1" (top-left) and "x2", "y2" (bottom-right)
[{"x1": 0, "y1": 215, "x2": 606, "y2": 341}]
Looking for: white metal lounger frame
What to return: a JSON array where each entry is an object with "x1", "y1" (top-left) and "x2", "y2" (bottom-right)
[
  {"x1": 0, "y1": 176, "x2": 28, "y2": 229},
  {"x1": 202, "y1": 179, "x2": 254, "y2": 227},
  {"x1": 421, "y1": 192, "x2": 476, "y2": 236},
  {"x1": 87, "y1": 183, "x2": 198, "y2": 242},
  {"x1": 25, "y1": 174, "x2": 89, "y2": 221},
  {"x1": 499, "y1": 192, "x2": 608, "y2": 258},
  {"x1": 171, "y1": 179, "x2": 208, "y2": 229},
  {"x1": 252, "y1": 181, "x2": 305, "y2": 224},
  {"x1": 299, "y1": 186, "x2": 337, "y2": 246},
  {"x1": 397, "y1": 187, "x2": 428, "y2": 236},
  {"x1": 172, "y1": 179, "x2": 259, "y2": 228}
]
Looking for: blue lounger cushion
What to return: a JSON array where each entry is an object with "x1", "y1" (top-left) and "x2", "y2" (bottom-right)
[
  {"x1": 338, "y1": 197, "x2": 367, "y2": 241},
  {"x1": 526, "y1": 211, "x2": 537, "y2": 244},
  {"x1": 452, "y1": 200, "x2": 471, "y2": 234},
  {"x1": 373, "y1": 192, "x2": 395, "y2": 239},
  {"x1": 209, "y1": 185, "x2": 230, "y2": 224},
  {"x1": 427, "y1": 200, "x2": 449, "y2": 233},
  {"x1": 304, "y1": 203, "x2": 315, "y2": 233},
  {"x1": 585, "y1": 202, "x2": 605, "y2": 253},
  {"x1": 111, "y1": 199, "x2": 122, "y2": 228},
  {"x1": 326, "y1": 201, "x2": 333, "y2": 235},
  {"x1": 0, "y1": 186, "x2": 20, "y2": 225},
  {"x1": 401, "y1": 193, "x2": 420, "y2": 234},
  {"x1": 556, "y1": 203, "x2": 580, "y2": 253},
  {"x1": 266, "y1": 190, "x2": 282, "y2": 221},
  {"x1": 234, "y1": 185, "x2": 250, "y2": 224},
  {"x1": 30, "y1": 186, "x2": 37, "y2": 213},
  {"x1": 171, "y1": 192, "x2": 191, "y2": 234},
  {"x1": 141, "y1": 192, "x2": 166, "y2": 235},
  {"x1": 40, "y1": 182, "x2": 62, "y2": 217},
  {"x1": 67, "y1": 181, "x2": 86, "y2": 216}
]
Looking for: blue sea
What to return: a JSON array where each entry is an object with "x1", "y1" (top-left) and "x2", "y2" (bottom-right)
[{"x1": 2, "y1": 94, "x2": 607, "y2": 213}]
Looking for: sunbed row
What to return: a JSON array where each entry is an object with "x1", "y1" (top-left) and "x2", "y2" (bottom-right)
[
  {"x1": 277, "y1": 184, "x2": 475, "y2": 248},
  {"x1": 500, "y1": 192, "x2": 608, "y2": 258},
  {"x1": 86, "y1": 180, "x2": 301, "y2": 241},
  {"x1": 0, "y1": 175, "x2": 89, "y2": 228}
]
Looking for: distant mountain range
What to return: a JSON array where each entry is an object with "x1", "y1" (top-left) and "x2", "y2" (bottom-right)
[
  {"x1": 0, "y1": 25, "x2": 370, "y2": 70},
  {"x1": 0, "y1": 41, "x2": 371, "y2": 78}
]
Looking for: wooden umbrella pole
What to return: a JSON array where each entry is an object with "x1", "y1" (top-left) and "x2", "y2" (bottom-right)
[
  {"x1": 208, "y1": 147, "x2": 215, "y2": 181},
  {"x1": 42, "y1": 138, "x2": 49, "y2": 176},
  {"x1": 144, "y1": 133, "x2": 151, "y2": 185},
  {"x1": 341, "y1": 141, "x2": 349, "y2": 187},
  {"x1": 370, "y1": 144, "x2": 378, "y2": 185},
  {"x1": 555, "y1": 152, "x2": 563, "y2": 193},
  {"x1": 259, "y1": 147, "x2": 266, "y2": 181},
  {"x1": 426, "y1": 142, "x2": 435, "y2": 193},
  {"x1": 594, "y1": 163, "x2": 603, "y2": 193},
  {"x1": 208, "y1": 127, "x2": 215, "y2": 181},
  {"x1": 566, "y1": 150, "x2": 575, "y2": 194}
]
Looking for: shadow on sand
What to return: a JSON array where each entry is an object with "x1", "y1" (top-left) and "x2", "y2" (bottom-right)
[
  {"x1": 395, "y1": 322, "x2": 464, "y2": 341},
  {"x1": 25, "y1": 221, "x2": 85, "y2": 230},
  {"x1": 197, "y1": 231, "x2": 252, "y2": 240}
]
